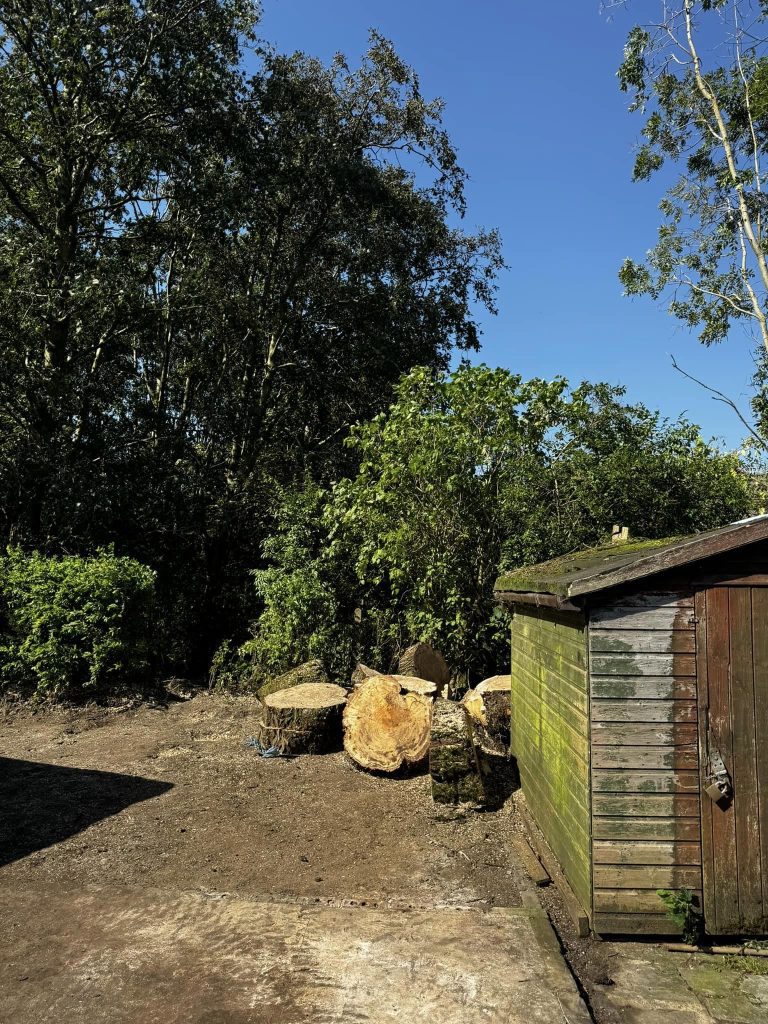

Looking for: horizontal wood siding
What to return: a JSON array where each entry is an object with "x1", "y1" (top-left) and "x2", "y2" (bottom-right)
[
  {"x1": 510, "y1": 606, "x2": 591, "y2": 918},
  {"x1": 589, "y1": 591, "x2": 702, "y2": 934}
]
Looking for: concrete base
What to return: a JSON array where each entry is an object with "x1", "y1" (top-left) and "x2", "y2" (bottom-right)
[{"x1": 0, "y1": 886, "x2": 591, "y2": 1024}]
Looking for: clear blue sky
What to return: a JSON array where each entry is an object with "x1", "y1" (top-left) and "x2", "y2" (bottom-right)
[{"x1": 258, "y1": 0, "x2": 756, "y2": 448}]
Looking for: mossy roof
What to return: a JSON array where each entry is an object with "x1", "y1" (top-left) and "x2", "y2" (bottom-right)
[{"x1": 494, "y1": 515, "x2": 768, "y2": 601}]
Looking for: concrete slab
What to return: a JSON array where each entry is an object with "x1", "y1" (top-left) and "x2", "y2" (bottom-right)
[
  {"x1": 0, "y1": 886, "x2": 591, "y2": 1024},
  {"x1": 678, "y1": 956, "x2": 768, "y2": 1024}
]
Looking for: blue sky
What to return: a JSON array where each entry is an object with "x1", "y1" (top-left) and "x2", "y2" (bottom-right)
[{"x1": 258, "y1": 0, "x2": 757, "y2": 448}]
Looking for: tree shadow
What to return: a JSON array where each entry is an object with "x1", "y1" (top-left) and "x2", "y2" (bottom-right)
[{"x1": 0, "y1": 757, "x2": 173, "y2": 866}]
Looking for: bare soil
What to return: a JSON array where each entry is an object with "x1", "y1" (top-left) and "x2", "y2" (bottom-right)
[{"x1": 0, "y1": 692, "x2": 523, "y2": 910}]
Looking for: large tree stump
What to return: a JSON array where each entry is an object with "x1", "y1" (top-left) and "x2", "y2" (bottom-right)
[
  {"x1": 429, "y1": 699, "x2": 483, "y2": 805},
  {"x1": 398, "y1": 642, "x2": 450, "y2": 695},
  {"x1": 254, "y1": 683, "x2": 347, "y2": 755},
  {"x1": 343, "y1": 675, "x2": 432, "y2": 772}
]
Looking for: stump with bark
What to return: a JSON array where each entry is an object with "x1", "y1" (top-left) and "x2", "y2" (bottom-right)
[
  {"x1": 350, "y1": 663, "x2": 378, "y2": 687},
  {"x1": 343, "y1": 675, "x2": 432, "y2": 772},
  {"x1": 464, "y1": 676, "x2": 511, "y2": 756},
  {"x1": 397, "y1": 642, "x2": 450, "y2": 695},
  {"x1": 254, "y1": 683, "x2": 347, "y2": 755},
  {"x1": 429, "y1": 699, "x2": 483, "y2": 805}
]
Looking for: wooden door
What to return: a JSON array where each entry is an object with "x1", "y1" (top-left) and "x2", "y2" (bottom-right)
[{"x1": 698, "y1": 585, "x2": 768, "y2": 935}]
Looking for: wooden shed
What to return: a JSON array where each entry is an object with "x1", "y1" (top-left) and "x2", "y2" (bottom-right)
[{"x1": 494, "y1": 516, "x2": 768, "y2": 938}]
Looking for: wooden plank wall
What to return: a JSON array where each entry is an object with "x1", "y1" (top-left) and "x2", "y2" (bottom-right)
[
  {"x1": 589, "y1": 590, "x2": 702, "y2": 935},
  {"x1": 510, "y1": 606, "x2": 592, "y2": 918}
]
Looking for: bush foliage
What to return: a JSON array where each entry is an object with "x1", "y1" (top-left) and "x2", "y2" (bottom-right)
[
  {"x1": 0, "y1": 549, "x2": 156, "y2": 701},
  {"x1": 240, "y1": 366, "x2": 755, "y2": 685}
]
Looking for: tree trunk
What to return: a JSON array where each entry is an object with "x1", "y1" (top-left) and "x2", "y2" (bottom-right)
[
  {"x1": 429, "y1": 699, "x2": 483, "y2": 806},
  {"x1": 343, "y1": 675, "x2": 432, "y2": 772},
  {"x1": 464, "y1": 676, "x2": 511, "y2": 755},
  {"x1": 254, "y1": 683, "x2": 347, "y2": 755}
]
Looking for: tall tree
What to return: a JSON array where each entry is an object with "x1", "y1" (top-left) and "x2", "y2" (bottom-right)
[
  {"x1": 618, "y1": 0, "x2": 768, "y2": 441},
  {"x1": 0, "y1": 4, "x2": 503, "y2": 668}
]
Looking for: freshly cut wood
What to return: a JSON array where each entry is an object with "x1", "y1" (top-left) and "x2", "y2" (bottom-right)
[
  {"x1": 254, "y1": 683, "x2": 347, "y2": 755},
  {"x1": 391, "y1": 674, "x2": 437, "y2": 696},
  {"x1": 477, "y1": 674, "x2": 511, "y2": 694},
  {"x1": 398, "y1": 643, "x2": 450, "y2": 694},
  {"x1": 343, "y1": 675, "x2": 431, "y2": 772},
  {"x1": 258, "y1": 659, "x2": 329, "y2": 701},
  {"x1": 430, "y1": 699, "x2": 483, "y2": 805},
  {"x1": 463, "y1": 681, "x2": 510, "y2": 756}
]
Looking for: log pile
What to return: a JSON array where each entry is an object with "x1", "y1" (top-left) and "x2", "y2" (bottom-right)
[{"x1": 253, "y1": 682, "x2": 347, "y2": 755}]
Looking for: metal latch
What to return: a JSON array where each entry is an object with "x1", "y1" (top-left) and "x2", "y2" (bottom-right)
[{"x1": 705, "y1": 744, "x2": 733, "y2": 804}]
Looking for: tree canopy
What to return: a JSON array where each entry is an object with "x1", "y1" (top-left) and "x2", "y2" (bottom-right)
[{"x1": 0, "y1": 1, "x2": 502, "y2": 668}]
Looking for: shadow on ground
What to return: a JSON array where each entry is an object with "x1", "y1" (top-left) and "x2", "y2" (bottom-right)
[{"x1": 0, "y1": 757, "x2": 172, "y2": 865}]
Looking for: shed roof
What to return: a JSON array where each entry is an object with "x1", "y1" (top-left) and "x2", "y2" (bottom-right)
[{"x1": 494, "y1": 515, "x2": 768, "y2": 601}]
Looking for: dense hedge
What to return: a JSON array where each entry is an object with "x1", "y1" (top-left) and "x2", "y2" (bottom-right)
[{"x1": 0, "y1": 549, "x2": 156, "y2": 701}]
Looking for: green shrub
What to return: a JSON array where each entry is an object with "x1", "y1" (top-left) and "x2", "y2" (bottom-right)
[{"x1": 0, "y1": 548, "x2": 157, "y2": 700}]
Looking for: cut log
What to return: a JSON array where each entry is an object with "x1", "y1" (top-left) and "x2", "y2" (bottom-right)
[
  {"x1": 398, "y1": 643, "x2": 450, "y2": 695},
  {"x1": 430, "y1": 699, "x2": 483, "y2": 805},
  {"x1": 258, "y1": 659, "x2": 329, "y2": 701},
  {"x1": 253, "y1": 683, "x2": 347, "y2": 755},
  {"x1": 462, "y1": 682, "x2": 510, "y2": 756},
  {"x1": 477, "y1": 674, "x2": 511, "y2": 694},
  {"x1": 343, "y1": 675, "x2": 432, "y2": 772},
  {"x1": 391, "y1": 674, "x2": 438, "y2": 696}
]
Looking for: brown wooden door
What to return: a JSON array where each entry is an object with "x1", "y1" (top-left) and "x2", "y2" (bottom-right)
[{"x1": 698, "y1": 585, "x2": 768, "y2": 935}]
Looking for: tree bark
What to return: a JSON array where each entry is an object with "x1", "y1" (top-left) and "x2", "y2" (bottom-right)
[{"x1": 254, "y1": 683, "x2": 347, "y2": 755}]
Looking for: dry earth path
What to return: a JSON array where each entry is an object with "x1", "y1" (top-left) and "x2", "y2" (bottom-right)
[{"x1": 0, "y1": 694, "x2": 590, "y2": 1024}]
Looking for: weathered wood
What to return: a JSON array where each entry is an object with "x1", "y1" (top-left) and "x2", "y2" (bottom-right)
[
  {"x1": 730, "y1": 587, "x2": 764, "y2": 930},
  {"x1": 695, "y1": 588, "x2": 715, "y2": 937},
  {"x1": 516, "y1": 793, "x2": 590, "y2": 936},
  {"x1": 343, "y1": 676, "x2": 432, "y2": 772},
  {"x1": 254, "y1": 683, "x2": 347, "y2": 754},
  {"x1": 511, "y1": 836, "x2": 551, "y2": 887},
  {"x1": 592, "y1": 912, "x2": 684, "y2": 936},
  {"x1": 511, "y1": 606, "x2": 592, "y2": 917},
  {"x1": 590, "y1": 606, "x2": 695, "y2": 631},
  {"x1": 593, "y1": 840, "x2": 701, "y2": 865},
  {"x1": 752, "y1": 587, "x2": 768, "y2": 930},
  {"x1": 497, "y1": 590, "x2": 581, "y2": 611},
  {"x1": 593, "y1": 793, "x2": 700, "y2": 817},
  {"x1": 350, "y1": 663, "x2": 378, "y2": 687},
  {"x1": 594, "y1": 888, "x2": 703, "y2": 914},
  {"x1": 590, "y1": 653, "x2": 696, "y2": 677},
  {"x1": 591, "y1": 723, "x2": 698, "y2": 747},
  {"x1": 570, "y1": 519, "x2": 768, "y2": 597},
  {"x1": 706, "y1": 586, "x2": 739, "y2": 933},
  {"x1": 593, "y1": 864, "x2": 702, "y2": 889},
  {"x1": 429, "y1": 699, "x2": 483, "y2": 805},
  {"x1": 592, "y1": 745, "x2": 698, "y2": 770},
  {"x1": 591, "y1": 676, "x2": 697, "y2": 700},
  {"x1": 593, "y1": 816, "x2": 701, "y2": 841},
  {"x1": 592, "y1": 769, "x2": 700, "y2": 793},
  {"x1": 591, "y1": 699, "x2": 697, "y2": 723},
  {"x1": 463, "y1": 686, "x2": 510, "y2": 756},
  {"x1": 590, "y1": 629, "x2": 696, "y2": 653}
]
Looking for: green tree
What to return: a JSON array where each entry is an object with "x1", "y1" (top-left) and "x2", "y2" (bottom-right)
[
  {"x1": 0, "y1": 5, "x2": 502, "y2": 670},
  {"x1": 617, "y1": 1, "x2": 768, "y2": 441},
  {"x1": 246, "y1": 365, "x2": 752, "y2": 684}
]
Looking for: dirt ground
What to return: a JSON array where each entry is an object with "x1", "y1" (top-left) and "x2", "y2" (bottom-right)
[{"x1": 0, "y1": 692, "x2": 523, "y2": 909}]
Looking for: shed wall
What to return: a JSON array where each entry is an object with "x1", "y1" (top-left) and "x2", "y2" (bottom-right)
[
  {"x1": 510, "y1": 606, "x2": 591, "y2": 916},
  {"x1": 588, "y1": 590, "x2": 702, "y2": 935}
]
